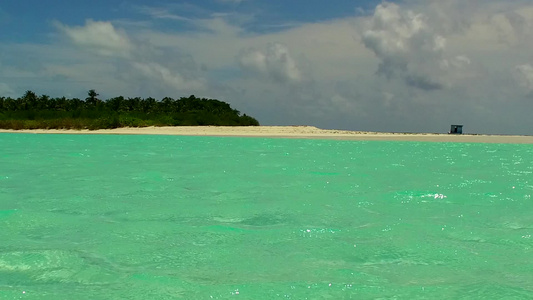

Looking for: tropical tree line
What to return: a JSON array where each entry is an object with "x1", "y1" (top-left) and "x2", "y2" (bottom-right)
[{"x1": 0, "y1": 90, "x2": 259, "y2": 130}]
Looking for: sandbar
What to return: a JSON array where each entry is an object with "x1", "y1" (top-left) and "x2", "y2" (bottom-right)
[{"x1": 0, "y1": 126, "x2": 532, "y2": 143}]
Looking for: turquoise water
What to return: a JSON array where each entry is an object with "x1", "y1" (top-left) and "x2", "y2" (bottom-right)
[{"x1": 1, "y1": 133, "x2": 532, "y2": 299}]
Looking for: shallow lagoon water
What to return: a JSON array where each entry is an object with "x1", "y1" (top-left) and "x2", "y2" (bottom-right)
[{"x1": 0, "y1": 133, "x2": 532, "y2": 299}]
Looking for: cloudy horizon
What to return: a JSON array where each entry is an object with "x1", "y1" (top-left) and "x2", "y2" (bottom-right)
[{"x1": 1, "y1": 0, "x2": 532, "y2": 134}]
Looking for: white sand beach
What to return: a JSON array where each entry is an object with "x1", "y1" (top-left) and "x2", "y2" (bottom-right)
[{"x1": 1, "y1": 126, "x2": 532, "y2": 143}]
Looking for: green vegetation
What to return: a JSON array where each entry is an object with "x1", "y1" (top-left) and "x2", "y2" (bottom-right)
[{"x1": 0, "y1": 90, "x2": 259, "y2": 130}]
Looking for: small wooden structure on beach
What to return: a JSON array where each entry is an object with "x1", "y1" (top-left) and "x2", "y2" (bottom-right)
[{"x1": 449, "y1": 125, "x2": 463, "y2": 134}]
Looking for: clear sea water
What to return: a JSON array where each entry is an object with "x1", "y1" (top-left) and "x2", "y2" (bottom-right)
[{"x1": 0, "y1": 133, "x2": 532, "y2": 300}]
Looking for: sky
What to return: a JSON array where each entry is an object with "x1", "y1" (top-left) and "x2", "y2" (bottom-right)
[{"x1": 1, "y1": 0, "x2": 533, "y2": 134}]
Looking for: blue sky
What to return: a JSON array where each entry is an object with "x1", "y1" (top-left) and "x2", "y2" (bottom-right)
[
  {"x1": 1, "y1": 0, "x2": 382, "y2": 41},
  {"x1": 1, "y1": 0, "x2": 533, "y2": 134}
]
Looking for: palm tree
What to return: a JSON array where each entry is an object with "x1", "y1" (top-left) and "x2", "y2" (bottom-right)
[
  {"x1": 86, "y1": 89, "x2": 99, "y2": 107},
  {"x1": 22, "y1": 90, "x2": 38, "y2": 110}
]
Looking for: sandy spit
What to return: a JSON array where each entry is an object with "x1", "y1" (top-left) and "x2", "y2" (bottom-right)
[{"x1": 1, "y1": 126, "x2": 532, "y2": 143}]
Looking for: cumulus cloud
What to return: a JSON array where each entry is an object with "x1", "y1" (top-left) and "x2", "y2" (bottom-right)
[
  {"x1": 515, "y1": 64, "x2": 533, "y2": 91},
  {"x1": 57, "y1": 20, "x2": 133, "y2": 57},
  {"x1": 362, "y1": 2, "x2": 470, "y2": 90},
  {"x1": 132, "y1": 62, "x2": 206, "y2": 91},
  {"x1": 54, "y1": 19, "x2": 207, "y2": 93},
  {"x1": 488, "y1": 10, "x2": 533, "y2": 46},
  {"x1": 238, "y1": 43, "x2": 302, "y2": 84}
]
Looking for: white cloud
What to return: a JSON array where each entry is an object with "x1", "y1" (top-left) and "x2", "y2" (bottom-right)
[
  {"x1": 515, "y1": 64, "x2": 533, "y2": 91},
  {"x1": 132, "y1": 62, "x2": 206, "y2": 91},
  {"x1": 362, "y1": 2, "x2": 470, "y2": 90},
  {"x1": 238, "y1": 43, "x2": 303, "y2": 84},
  {"x1": 440, "y1": 56, "x2": 471, "y2": 70},
  {"x1": 193, "y1": 17, "x2": 244, "y2": 35},
  {"x1": 136, "y1": 6, "x2": 192, "y2": 22},
  {"x1": 57, "y1": 20, "x2": 133, "y2": 57},
  {"x1": 53, "y1": 19, "x2": 208, "y2": 95}
]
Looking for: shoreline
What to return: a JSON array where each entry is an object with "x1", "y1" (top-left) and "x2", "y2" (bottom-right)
[{"x1": 1, "y1": 126, "x2": 532, "y2": 143}]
